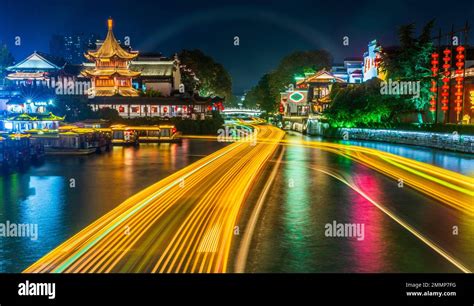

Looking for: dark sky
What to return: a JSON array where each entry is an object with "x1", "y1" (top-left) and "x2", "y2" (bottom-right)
[{"x1": 2, "y1": 0, "x2": 474, "y2": 93}]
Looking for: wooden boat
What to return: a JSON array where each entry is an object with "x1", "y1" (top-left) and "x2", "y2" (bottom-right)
[
  {"x1": 111, "y1": 125, "x2": 139, "y2": 146},
  {"x1": 27, "y1": 128, "x2": 111, "y2": 155}
]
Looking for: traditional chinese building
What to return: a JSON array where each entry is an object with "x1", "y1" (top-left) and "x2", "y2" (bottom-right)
[
  {"x1": 2, "y1": 112, "x2": 64, "y2": 132},
  {"x1": 82, "y1": 18, "x2": 216, "y2": 118},
  {"x1": 280, "y1": 69, "x2": 346, "y2": 116},
  {"x1": 5, "y1": 51, "x2": 67, "y2": 86},
  {"x1": 81, "y1": 18, "x2": 141, "y2": 97},
  {"x1": 131, "y1": 53, "x2": 182, "y2": 96}
]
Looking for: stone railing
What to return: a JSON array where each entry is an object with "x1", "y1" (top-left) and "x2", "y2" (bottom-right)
[
  {"x1": 304, "y1": 120, "x2": 474, "y2": 153},
  {"x1": 337, "y1": 128, "x2": 474, "y2": 154}
]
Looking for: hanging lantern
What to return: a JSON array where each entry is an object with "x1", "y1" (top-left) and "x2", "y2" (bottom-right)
[
  {"x1": 429, "y1": 52, "x2": 439, "y2": 112},
  {"x1": 454, "y1": 46, "x2": 465, "y2": 116},
  {"x1": 440, "y1": 49, "x2": 452, "y2": 113},
  {"x1": 163, "y1": 106, "x2": 168, "y2": 113}
]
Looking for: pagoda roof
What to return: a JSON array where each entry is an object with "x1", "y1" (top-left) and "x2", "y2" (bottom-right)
[
  {"x1": 7, "y1": 112, "x2": 65, "y2": 121},
  {"x1": 131, "y1": 61, "x2": 174, "y2": 77},
  {"x1": 7, "y1": 52, "x2": 66, "y2": 72},
  {"x1": 85, "y1": 19, "x2": 138, "y2": 60},
  {"x1": 297, "y1": 69, "x2": 346, "y2": 85},
  {"x1": 81, "y1": 68, "x2": 141, "y2": 78}
]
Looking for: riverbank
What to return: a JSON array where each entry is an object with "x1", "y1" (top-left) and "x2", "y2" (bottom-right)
[{"x1": 305, "y1": 121, "x2": 474, "y2": 154}]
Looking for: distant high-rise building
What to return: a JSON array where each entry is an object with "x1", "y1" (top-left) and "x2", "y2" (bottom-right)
[{"x1": 49, "y1": 33, "x2": 98, "y2": 64}]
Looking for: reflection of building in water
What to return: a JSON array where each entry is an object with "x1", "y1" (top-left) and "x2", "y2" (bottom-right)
[{"x1": 280, "y1": 69, "x2": 346, "y2": 116}]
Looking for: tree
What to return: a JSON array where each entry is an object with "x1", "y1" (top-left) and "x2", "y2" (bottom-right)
[
  {"x1": 94, "y1": 107, "x2": 121, "y2": 121},
  {"x1": 178, "y1": 49, "x2": 232, "y2": 100},
  {"x1": 379, "y1": 20, "x2": 435, "y2": 122},
  {"x1": 245, "y1": 73, "x2": 275, "y2": 112},
  {"x1": 0, "y1": 43, "x2": 14, "y2": 78},
  {"x1": 224, "y1": 95, "x2": 242, "y2": 108},
  {"x1": 244, "y1": 50, "x2": 332, "y2": 112},
  {"x1": 269, "y1": 50, "x2": 332, "y2": 97},
  {"x1": 324, "y1": 79, "x2": 392, "y2": 127}
]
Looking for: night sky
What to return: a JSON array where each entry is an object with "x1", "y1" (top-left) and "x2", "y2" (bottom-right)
[{"x1": 2, "y1": 0, "x2": 474, "y2": 93}]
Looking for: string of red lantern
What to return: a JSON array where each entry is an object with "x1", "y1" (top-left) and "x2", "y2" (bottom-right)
[
  {"x1": 441, "y1": 48, "x2": 452, "y2": 112},
  {"x1": 454, "y1": 45, "x2": 465, "y2": 117},
  {"x1": 429, "y1": 52, "x2": 439, "y2": 112},
  {"x1": 279, "y1": 103, "x2": 284, "y2": 114},
  {"x1": 211, "y1": 102, "x2": 225, "y2": 111}
]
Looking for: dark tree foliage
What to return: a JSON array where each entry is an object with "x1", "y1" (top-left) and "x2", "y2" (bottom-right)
[
  {"x1": 0, "y1": 43, "x2": 14, "y2": 77},
  {"x1": 179, "y1": 49, "x2": 232, "y2": 100}
]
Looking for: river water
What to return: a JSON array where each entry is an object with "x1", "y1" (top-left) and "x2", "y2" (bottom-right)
[
  {"x1": 244, "y1": 133, "x2": 474, "y2": 272},
  {"x1": 0, "y1": 139, "x2": 226, "y2": 272},
  {"x1": 1, "y1": 133, "x2": 472, "y2": 273}
]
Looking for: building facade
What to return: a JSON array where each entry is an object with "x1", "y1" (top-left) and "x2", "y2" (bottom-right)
[
  {"x1": 280, "y1": 69, "x2": 346, "y2": 116},
  {"x1": 50, "y1": 33, "x2": 98, "y2": 64},
  {"x1": 331, "y1": 58, "x2": 363, "y2": 83}
]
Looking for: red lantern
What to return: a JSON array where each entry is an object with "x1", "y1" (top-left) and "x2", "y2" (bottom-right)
[
  {"x1": 429, "y1": 52, "x2": 439, "y2": 113},
  {"x1": 163, "y1": 106, "x2": 168, "y2": 113},
  {"x1": 454, "y1": 46, "x2": 465, "y2": 118},
  {"x1": 440, "y1": 48, "x2": 452, "y2": 113}
]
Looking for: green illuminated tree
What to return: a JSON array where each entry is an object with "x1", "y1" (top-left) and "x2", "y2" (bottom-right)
[
  {"x1": 324, "y1": 79, "x2": 392, "y2": 127},
  {"x1": 379, "y1": 20, "x2": 435, "y2": 122},
  {"x1": 245, "y1": 50, "x2": 332, "y2": 112}
]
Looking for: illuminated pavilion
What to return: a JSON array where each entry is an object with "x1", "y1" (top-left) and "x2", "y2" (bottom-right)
[
  {"x1": 280, "y1": 69, "x2": 346, "y2": 116},
  {"x1": 82, "y1": 18, "x2": 141, "y2": 97}
]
